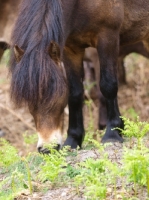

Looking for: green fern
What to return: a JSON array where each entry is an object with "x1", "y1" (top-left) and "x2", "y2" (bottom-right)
[{"x1": 0, "y1": 139, "x2": 19, "y2": 168}]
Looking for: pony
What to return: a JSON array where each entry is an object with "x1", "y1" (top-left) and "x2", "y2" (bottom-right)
[
  {"x1": 0, "y1": 0, "x2": 21, "y2": 60},
  {"x1": 10, "y1": 0, "x2": 149, "y2": 153},
  {"x1": 84, "y1": 42, "x2": 149, "y2": 130}
]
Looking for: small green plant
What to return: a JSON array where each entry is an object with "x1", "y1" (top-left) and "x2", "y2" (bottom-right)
[
  {"x1": 123, "y1": 144, "x2": 149, "y2": 196},
  {"x1": 121, "y1": 116, "x2": 149, "y2": 138},
  {"x1": 74, "y1": 158, "x2": 108, "y2": 200},
  {"x1": 38, "y1": 145, "x2": 68, "y2": 184},
  {"x1": 0, "y1": 170, "x2": 25, "y2": 200},
  {"x1": 0, "y1": 138, "x2": 19, "y2": 168},
  {"x1": 23, "y1": 132, "x2": 38, "y2": 146},
  {"x1": 0, "y1": 139, "x2": 42, "y2": 199},
  {"x1": 115, "y1": 116, "x2": 149, "y2": 148},
  {"x1": 66, "y1": 164, "x2": 81, "y2": 178},
  {"x1": 21, "y1": 157, "x2": 33, "y2": 194}
]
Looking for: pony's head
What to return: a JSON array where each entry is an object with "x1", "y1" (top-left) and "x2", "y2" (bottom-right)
[
  {"x1": 13, "y1": 42, "x2": 68, "y2": 153},
  {"x1": 10, "y1": 0, "x2": 67, "y2": 153}
]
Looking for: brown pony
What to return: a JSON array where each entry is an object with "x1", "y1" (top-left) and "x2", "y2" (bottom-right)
[
  {"x1": 10, "y1": 0, "x2": 149, "y2": 153},
  {"x1": 84, "y1": 42, "x2": 149, "y2": 130},
  {"x1": 0, "y1": 0, "x2": 21, "y2": 60}
]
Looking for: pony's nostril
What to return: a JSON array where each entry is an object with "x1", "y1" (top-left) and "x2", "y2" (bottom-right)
[
  {"x1": 37, "y1": 144, "x2": 61, "y2": 154},
  {"x1": 55, "y1": 144, "x2": 61, "y2": 151},
  {"x1": 37, "y1": 146, "x2": 43, "y2": 153},
  {"x1": 38, "y1": 146, "x2": 50, "y2": 154}
]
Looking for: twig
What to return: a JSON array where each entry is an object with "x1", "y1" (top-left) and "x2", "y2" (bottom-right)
[
  {"x1": 84, "y1": 90, "x2": 97, "y2": 110},
  {"x1": 0, "y1": 103, "x2": 36, "y2": 131}
]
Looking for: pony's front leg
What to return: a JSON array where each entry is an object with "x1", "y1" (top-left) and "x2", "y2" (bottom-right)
[
  {"x1": 97, "y1": 30, "x2": 124, "y2": 143},
  {"x1": 63, "y1": 47, "x2": 85, "y2": 148}
]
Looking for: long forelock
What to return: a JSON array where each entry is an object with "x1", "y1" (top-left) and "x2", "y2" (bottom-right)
[{"x1": 10, "y1": 0, "x2": 66, "y2": 108}]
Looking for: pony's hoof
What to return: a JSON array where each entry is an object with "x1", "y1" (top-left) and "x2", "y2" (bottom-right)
[
  {"x1": 63, "y1": 136, "x2": 81, "y2": 149},
  {"x1": 101, "y1": 132, "x2": 124, "y2": 143},
  {"x1": 99, "y1": 124, "x2": 106, "y2": 130}
]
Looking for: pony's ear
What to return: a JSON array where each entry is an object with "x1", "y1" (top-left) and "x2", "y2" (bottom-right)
[
  {"x1": 48, "y1": 41, "x2": 60, "y2": 64},
  {"x1": 14, "y1": 45, "x2": 24, "y2": 62}
]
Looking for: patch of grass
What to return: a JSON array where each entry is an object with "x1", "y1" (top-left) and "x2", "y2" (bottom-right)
[
  {"x1": 74, "y1": 157, "x2": 108, "y2": 200},
  {"x1": 0, "y1": 139, "x2": 43, "y2": 199},
  {"x1": 23, "y1": 132, "x2": 38, "y2": 146},
  {"x1": 1, "y1": 116, "x2": 149, "y2": 199},
  {"x1": 0, "y1": 138, "x2": 19, "y2": 168},
  {"x1": 123, "y1": 144, "x2": 149, "y2": 196},
  {"x1": 38, "y1": 146, "x2": 68, "y2": 185},
  {"x1": 66, "y1": 164, "x2": 81, "y2": 178},
  {"x1": 115, "y1": 116, "x2": 149, "y2": 148}
]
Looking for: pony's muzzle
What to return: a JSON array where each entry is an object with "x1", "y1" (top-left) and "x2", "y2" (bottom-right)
[
  {"x1": 37, "y1": 129, "x2": 63, "y2": 153},
  {"x1": 38, "y1": 144, "x2": 61, "y2": 154}
]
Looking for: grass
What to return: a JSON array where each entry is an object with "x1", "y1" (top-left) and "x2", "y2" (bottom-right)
[{"x1": 1, "y1": 116, "x2": 149, "y2": 200}]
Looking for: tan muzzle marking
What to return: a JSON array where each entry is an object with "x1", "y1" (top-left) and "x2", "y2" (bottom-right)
[{"x1": 37, "y1": 129, "x2": 63, "y2": 149}]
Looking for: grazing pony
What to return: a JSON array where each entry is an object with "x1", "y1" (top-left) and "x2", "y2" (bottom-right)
[
  {"x1": 10, "y1": 0, "x2": 149, "y2": 153},
  {"x1": 84, "y1": 42, "x2": 149, "y2": 130}
]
